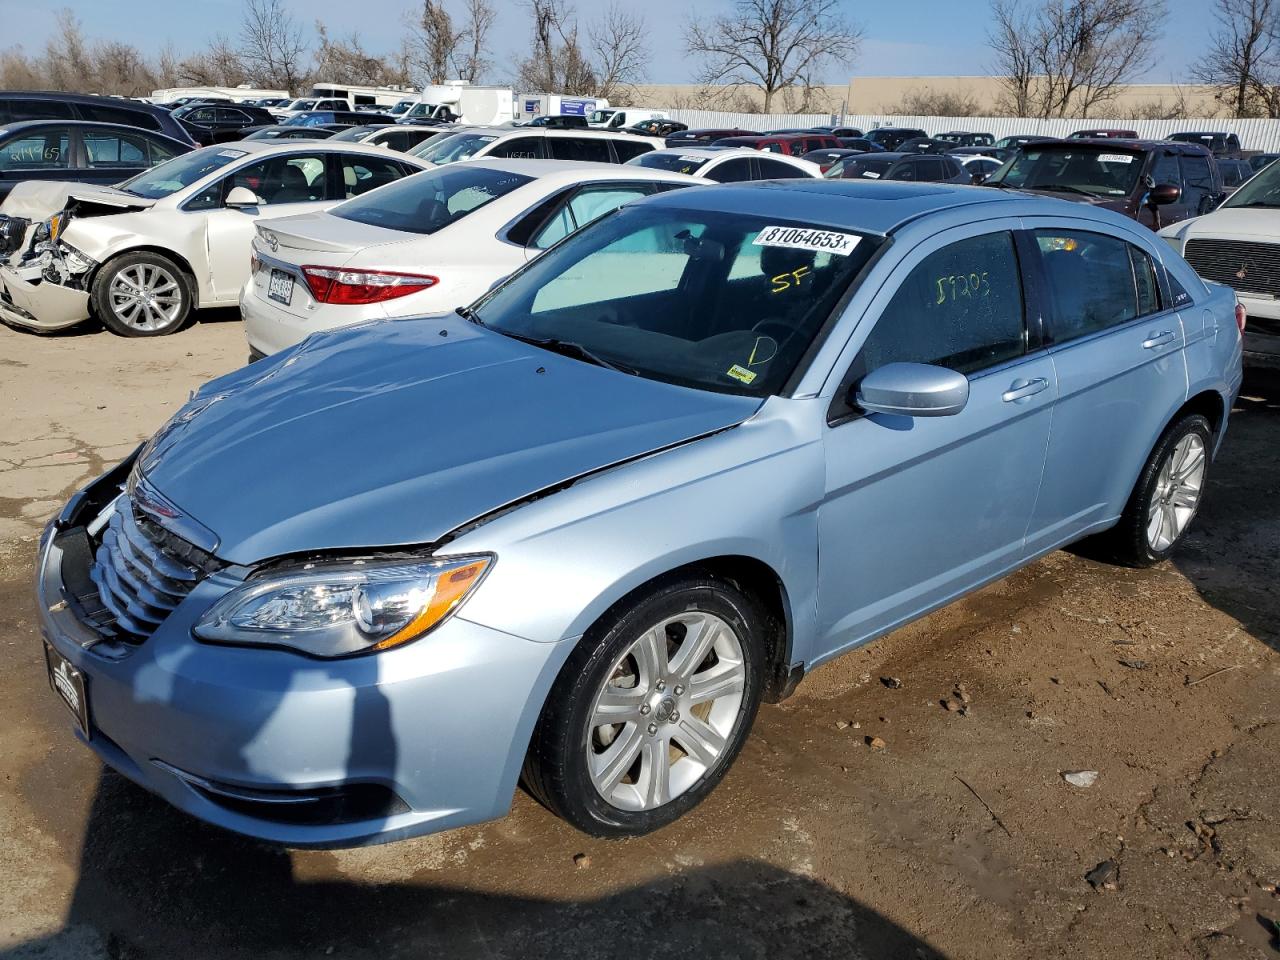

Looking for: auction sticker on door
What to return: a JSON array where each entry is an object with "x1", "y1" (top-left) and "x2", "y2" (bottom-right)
[{"x1": 268, "y1": 268, "x2": 293, "y2": 305}]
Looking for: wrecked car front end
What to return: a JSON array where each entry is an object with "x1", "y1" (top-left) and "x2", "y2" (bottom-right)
[{"x1": 0, "y1": 183, "x2": 151, "y2": 332}]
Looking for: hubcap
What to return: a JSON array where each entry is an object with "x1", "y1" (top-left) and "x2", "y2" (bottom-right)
[
  {"x1": 108, "y1": 263, "x2": 182, "y2": 331},
  {"x1": 1146, "y1": 433, "x2": 1206, "y2": 551},
  {"x1": 586, "y1": 611, "x2": 746, "y2": 811}
]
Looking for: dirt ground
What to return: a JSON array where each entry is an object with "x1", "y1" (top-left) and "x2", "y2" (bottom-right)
[{"x1": 1, "y1": 314, "x2": 1277, "y2": 960}]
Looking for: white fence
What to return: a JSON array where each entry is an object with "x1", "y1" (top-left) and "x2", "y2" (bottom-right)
[{"x1": 664, "y1": 109, "x2": 1280, "y2": 153}]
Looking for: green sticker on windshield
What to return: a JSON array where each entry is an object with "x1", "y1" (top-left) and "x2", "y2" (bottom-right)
[{"x1": 726, "y1": 364, "x2": 757, "y2": 385}]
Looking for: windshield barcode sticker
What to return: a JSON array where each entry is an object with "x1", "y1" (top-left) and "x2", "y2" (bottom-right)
[
  {"x1": 1098, "y1": 154, "x2": 1135, "y2": 163},
  {"x1": 217, "y1": 149, "x2": 248, "y2": 159},
  {"x1": 861, "y1": 170, "x2": 882, "y2": 179},
  {"x1": 754, "y1": 225, "x2": 861, "y2": 256}
]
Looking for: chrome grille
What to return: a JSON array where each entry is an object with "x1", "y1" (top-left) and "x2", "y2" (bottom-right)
[
  {"x1": 1184, "y1": 238, "x2": 1280, "y2": 297},
  {"x1": 88, "y1": 498, "x2": 204, "y2": 641}
]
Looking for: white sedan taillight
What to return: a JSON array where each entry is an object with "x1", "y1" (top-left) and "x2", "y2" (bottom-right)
[{"x1": 301, "y1": 266, "x2": 438, "y2": 305}]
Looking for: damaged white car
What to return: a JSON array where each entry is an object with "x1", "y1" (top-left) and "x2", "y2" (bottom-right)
[{"x1": 0, "y1": 142, "x2": 428, "y2": 337}]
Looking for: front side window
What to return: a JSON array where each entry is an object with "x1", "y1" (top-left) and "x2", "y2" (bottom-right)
[
  {"x1": 486, "y1": 136, "x2": 544, "y2": 159},
  {"x1": 611, "y1": 140, "x2": 652, "y2": 162},
  {"x1": 0, "y1": 131, "x2": 69, "y2": 170},
  {"x1": 855, "y1": 232, "x2": 1026, "y2": 377},
  {"x1": 1034, "y1": 230, "x2": 1154, "y2": 342},
  {"x1": 83, "y1": 129, "x2": 150, "y2": 167},
  {"x1": 530, "y1": 185, "x2": 652, "y2": 249},
  {"x1": 475, "y1": 207, "x2": 882, "y2": 397},
  {"x1": 1151, "y1": 152, "x2": 1182, "y2": 189},
  {"x1": 333, "y1": 164, "x2": 531, "y2": 235},
  {"x1": 1179, "y1": 155, "x2": 1215, "y2": 212}
]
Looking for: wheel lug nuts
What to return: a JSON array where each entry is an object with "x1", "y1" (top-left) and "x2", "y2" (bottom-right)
[
  {"x1": 640, "y1": 704, "x2": 650, "y2": 715},
  {"x1": 670, "y1": 711, "x2": 680, "y2": 722},
  {"x1": 674, "y1": 685, "x2": 684, "y2": 695},
  {"x1": 656, "y1": 680, "x2": 665, "y2": 691},
  {"x1": 647, "y1": 723, "x2": 658, "y2": 735}
]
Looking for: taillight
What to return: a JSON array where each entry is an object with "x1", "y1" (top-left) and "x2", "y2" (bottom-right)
[
  {"x1": 301, "y1": 266, "x2": 438, "y2": 305},
  {"x1": 1235, "y1": 301, "x2": 1247, "y2": 334}
]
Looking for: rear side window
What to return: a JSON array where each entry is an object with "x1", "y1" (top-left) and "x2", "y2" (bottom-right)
[
  {"x1": 83, "y1": 129, "x2": 152, "y2": 167},
  {"x1": 757, "y1": 158, "x2": 809, "y2": 179},
  {"x1": 1035, "y1": 230, "x2": 1156, "y2": 342},
  {"x1": 78, "y1": 102, "x2": 160, "y2": 131},
  {"x1": 855, "y1": 231, "x2": 1026, "y2": 376},
  {"x1": 337, "y1": 154, "x2": 406, "y2": 198},
  {"x1": 548, "y1": 137, "x2": 611, "y2": 162},
  {"x1": 487, "y1": 136, "x2": 544, "y2": 159},
  {"x1": 611, "y1": 139, "x2": 653, "y2": 162},
  {"x1": 706, "y1": 158, "x2": 754, "y2": 183},
  {"x1": 6, "y1": 98, "x2": 75, "y2": 122},
  {"x1": 333, "y1": 164, "x2": 532, "y2": 234},
  {"x1": 0, "y1": 131, "x2": 70, "y2": 170}
]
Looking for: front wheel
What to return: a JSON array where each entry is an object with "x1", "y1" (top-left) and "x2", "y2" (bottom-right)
[
  {"x1": 523, "y1": 574, "x2": 766, "y2": 837},
  {"x1": 91, "y1": 252, "x2": 193, "y2": 337},
  {"x1": 1105, "y1": 413, "x2": 1212, "y2": 566}
]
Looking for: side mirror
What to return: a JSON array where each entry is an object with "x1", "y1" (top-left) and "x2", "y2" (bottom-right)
[
  {"x1": 225, "y1": 186, "x2": 260, "y2": 209},
  {"x1": 854, "y1": 362, "x2": 970, "y2": 418},
  {"x1": 1148, "y1": 183, "x2": 1181, "y2": 206}
]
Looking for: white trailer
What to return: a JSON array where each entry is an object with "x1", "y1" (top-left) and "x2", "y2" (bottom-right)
[
  {"x1": 516, "y1": 94, "x2": 609, "y2": 123},
  {"x1": 310, "y1": 83, "x2": 420, "y2": 110},
  {"x1": 149, "y1": 85, "x2": 290, "y2": 104},
  {"x1": 403, "y1": 85, "x2": 516, "y2": 125}
]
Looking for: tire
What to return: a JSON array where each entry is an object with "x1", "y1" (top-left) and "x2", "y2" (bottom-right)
[
  {"x1": 523, "y1": 573, "x2": 767, "y2": 838},
  {"x1": 1103, "y1": 413, "x2": 1213, "y2": 567},
  {"x1": 91, "y1": 251, "x2": 194, "y2": 337}
]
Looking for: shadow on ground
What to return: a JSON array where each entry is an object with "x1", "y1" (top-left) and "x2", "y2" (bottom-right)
[{"x1": 4, "y1": 769, "x2": 945, "y2": 960}]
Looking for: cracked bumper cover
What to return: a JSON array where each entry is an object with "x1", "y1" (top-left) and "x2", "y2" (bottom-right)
[{"x1": 0, "y1": 262, "x2": 91, "y2": 331}]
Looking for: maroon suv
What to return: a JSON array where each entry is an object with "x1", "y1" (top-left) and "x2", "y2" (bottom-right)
[{"x1": 983, "y1": 139, "x2": 1224, "y2": 230}]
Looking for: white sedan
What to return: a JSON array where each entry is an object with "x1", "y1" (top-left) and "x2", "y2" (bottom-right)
[
  {"x1": 624, "y1": 147, "x2": 821, "y2": 181},
  {"x1": 0, "y1": 141, "x2": 429, "y2": 336},
  {"x1": 240, "y1": 158, "x2": 701, "y2": 357}
]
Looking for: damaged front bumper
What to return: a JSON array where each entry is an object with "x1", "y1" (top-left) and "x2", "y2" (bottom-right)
[{"x1": 0, "y1": 259, "x2": 92, "y2": 331}]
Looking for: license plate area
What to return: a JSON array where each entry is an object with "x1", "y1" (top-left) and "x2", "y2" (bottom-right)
[
  {"x1": 45, "y1": 641, "x2": 89, "y2": 738},
  {"x1": 268, "y1": 268, "x2": 294, "y2": 305}
]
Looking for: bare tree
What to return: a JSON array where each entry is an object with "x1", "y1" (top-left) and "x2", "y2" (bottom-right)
[
  {"x1": 986, "y1": 0, "x2": 1166, "y2": 118},
  {"x1": 684, "y1": 0, "x2": 862, "y2": 114},
  {"x1": 589, "y1": 5, "x2": 649, "y2": 102},
  {"x1": 239, "y1": 0, "x2": 307, "y2": 90},
  {"x1": 412, "y1": 1, "x2": 460, "y2": 84},
  {"x1": 314, "y1": 25, "x2": 409, "y2": 86},
  {"x1": 516, "y1": 0, "x2": 597, "y2": 93},
  {"x1": 1192, "y1": 0, "x2": 1280, "y2": 117},
  {"x1": 452, "y1": 0, "x2": 497, "y2": 82}
]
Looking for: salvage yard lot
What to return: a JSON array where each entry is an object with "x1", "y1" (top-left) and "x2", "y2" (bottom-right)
[{"x1": 1, "y1": 317, "x2": 1277, "y2": 960}]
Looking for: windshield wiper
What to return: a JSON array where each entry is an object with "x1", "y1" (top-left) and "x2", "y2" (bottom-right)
[
  {"x1": 455, "y1": 305, "x2": 483, "y2": 325},
  {"x1": 1025, "y1": 184, "x2": 1102, "y2": 198},
  {"x1": 494, "y1": 329, "x2": 637, "y2": 375},
  {"x1": 1227, "y1": 201, "x2": 1280, "y2": 208}
]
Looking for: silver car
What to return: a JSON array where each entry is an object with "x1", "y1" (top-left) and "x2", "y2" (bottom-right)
[{"x1": 36, "y1": 181, "x2": 1242, "y2": 846}]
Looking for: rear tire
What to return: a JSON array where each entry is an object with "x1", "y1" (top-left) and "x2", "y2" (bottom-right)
[
  {"x1": 91, "y1": 251, "x2": 194, "y2": 337},
  {"x1": 1103, "y1": 413, "x2": 1212, "y2": 567},
  {"x1": 523, "y1": 573, "x2": 766, "y2": 838}
]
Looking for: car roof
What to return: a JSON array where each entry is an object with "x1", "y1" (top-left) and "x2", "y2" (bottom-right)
[
  {"x1": 465, "y1": 157, "x2": 698, "y2": 183},
  {"x1": 644, "y1": 146, "x2": 738, "y2": 159},
  {"x1": 1037, "y1": 137, "x2": 1213, "y2": 155},
  {"x1": 204, "y1": 139, "x2": 426, "y2": 159},
  {"x1": 0, "y1": 118, "x2": 187, "y2": 140},
  {"x1": 634, "y1": 179, "x2": 1029, "y2": 235}
]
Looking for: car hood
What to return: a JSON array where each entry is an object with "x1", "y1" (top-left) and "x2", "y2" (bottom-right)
[
  {"x1": 1174, "y1": 205, "x2": 1280, "y2": 239},
  {"x1": 0, "y1": 181, "x2": 156, "y2": 219},
  {"x1": 139, "y1": 316, "x2": 761, "y2": 565}
]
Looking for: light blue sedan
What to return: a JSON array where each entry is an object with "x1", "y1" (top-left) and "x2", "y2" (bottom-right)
[{"x1": 36, "y1": 180, "x2": 1243, "y2": 845}]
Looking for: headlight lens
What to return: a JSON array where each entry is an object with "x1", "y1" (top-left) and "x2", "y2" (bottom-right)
[{"x1": 193, "y1": 556, "x2": 492, "y2": 657}]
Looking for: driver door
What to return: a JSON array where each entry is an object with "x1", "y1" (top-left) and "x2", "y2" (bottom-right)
[
  {"x1": 815, "y1": 224, "x2": 1055, "y2": 659},
  {"x1": 198, "y1": 151, "x2": 334, "y2": 301}
]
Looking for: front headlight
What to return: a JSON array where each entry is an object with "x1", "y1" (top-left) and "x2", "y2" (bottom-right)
[{"x1": 193, "y1": 556, "x2": 492, "y2": 657}]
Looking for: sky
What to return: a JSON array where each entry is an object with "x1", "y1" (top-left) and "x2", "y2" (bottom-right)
[{"x1": 0, "y1": 0, "x2": 1210, "y2": 86}]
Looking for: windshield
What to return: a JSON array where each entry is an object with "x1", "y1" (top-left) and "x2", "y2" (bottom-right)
[
  {"x1": 837, "y1": 156, "x2": 894, "y2": 179},
  {"x1": 406, "y1": 102, "x2": 438, "y2": 118},
  {"x1": 1223, "y1": 159, "x2": 1280, "y2": 207},
  {"x1": 411, "y1": 131, "x2": 499, "y2": 164},
  {"x1": 391, "y1": 101, "x2": 411, "y2": 115},
  {"x1": 472, "y1": 206, "x2": 882, "y2": 396},
  {"x1": 333, "y1": 164, "x2": 532, "y2": 234},
  {"x1": 117, "y1": 146, "x2": 246, "y2": 198},
  {"x1": 987, "y1": 147, "x2": 1143, "y2": 197},
  {"x1": 284, "y1": 113, "x2": 331, "y2": 127},
  {"x1": 288, "y1": 99, "x2": 317, "y2": 111},
  {"x1": 626, "y1": 152, "x2": 709, "y2": 174},
  {"x1": 328, "y1": 125, "x2": 376, "y2": 142}
]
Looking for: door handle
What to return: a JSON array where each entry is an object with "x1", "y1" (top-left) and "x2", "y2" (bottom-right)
[
  {"x1": 1142, "y1": 330, "x2": 1177, "y2": 349},
  {"x1": 1002, "y1": 377, "x2": 1049, "y2": 403}
]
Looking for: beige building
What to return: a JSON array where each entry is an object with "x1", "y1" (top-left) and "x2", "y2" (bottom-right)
[{"x1": 630, "y1": 76, "x2": 1226, "y2": 118}]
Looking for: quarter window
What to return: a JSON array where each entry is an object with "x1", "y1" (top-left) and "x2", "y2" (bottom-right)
[
  {"x1": 1034, "y1": 230, "x2": 1156, "y2": 341},
  {"x1": 856, "y1": 231, "x2": 1026, "y2": 376}
]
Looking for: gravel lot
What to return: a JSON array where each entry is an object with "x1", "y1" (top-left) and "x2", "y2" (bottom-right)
[{"x1": 1, "y1": 315, "x2": 1277, "y2": 960}]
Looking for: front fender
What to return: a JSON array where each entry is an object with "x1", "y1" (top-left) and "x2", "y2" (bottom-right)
[{"x1": 451, "y1": 402, "x2": 826, "y2": 669}]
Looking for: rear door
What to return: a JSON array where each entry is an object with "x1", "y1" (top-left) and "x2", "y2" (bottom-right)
[
  {"x1": 78, "y1": 126, "x2": 171, "y2": 185},
  {"x1": 1022, "y1": 221, "x2": 1188, "y2": 552}
]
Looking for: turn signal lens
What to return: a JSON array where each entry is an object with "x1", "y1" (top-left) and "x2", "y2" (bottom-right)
[
  {"x1": 1235, "y1": 302, "x2": 1247, "y2": 334},
  {"x1": 301, "y1": 265, "x2": 438, "y2": 305}
]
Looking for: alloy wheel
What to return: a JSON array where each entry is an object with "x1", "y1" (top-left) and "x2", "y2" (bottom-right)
[
  {"x1": 586, "y1": 611, "x2": 746, "y2": 811},
  {"x1": 1146, "y1": 432, "x2": 1206, "y2": 552},
  {"x1": 108, "y1": 263, "x2": 183, "y2": 332}
]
